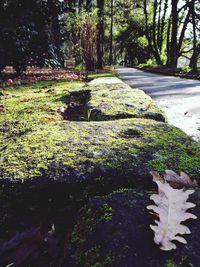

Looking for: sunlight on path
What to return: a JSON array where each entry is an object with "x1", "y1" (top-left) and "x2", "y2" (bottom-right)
[{"x1": 117, "y1": 67, "x2": 200, "y2": 141}]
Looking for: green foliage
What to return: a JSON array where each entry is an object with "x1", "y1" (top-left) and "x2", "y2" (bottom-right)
[
  {"x1": 138, "y1": 58, "x2": 157, "y2": 68},
  {"x1": 0, "y1": 0, "x2": 66, "y2": 73},
  {"x1": 114, "y1": 2, "x2": 149, "y2": 66},
  {"x1": 65, "y1": 9, "x2": 98, "y2": 71},
  {"x1": 75, "y1": 63, "x2": 86, "y2": 72}
]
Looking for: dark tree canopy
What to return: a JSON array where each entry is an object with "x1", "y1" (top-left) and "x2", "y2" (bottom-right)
[
  {"x1": 0, "y1": 0, "x2": 200, "y2": 72},
  {"x1": 0, "y1": 0, "x2": 67, "y2": 73}
]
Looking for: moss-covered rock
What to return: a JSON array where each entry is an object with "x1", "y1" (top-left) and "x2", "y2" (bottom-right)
[
  {"x1": 1, "y1": 78, "x2": 200, "y2": 193},
  {"x1": 1, "y1": 118, "x2": 200, "y2": 191},
  {"x1": 1, "y1": 81, "x2": 199, "y2": 190},
  {"x1": 87, "y1": 78, "x2": 166, "y2": 122},
  {"x1": 1, "y1": 78, "x2": 200, "y2": 266},
  {"x1": 67, "y1": 189, "x2": 200, "y2": 267}
]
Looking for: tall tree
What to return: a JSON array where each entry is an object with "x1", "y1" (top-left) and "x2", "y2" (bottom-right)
[
  {"x1": 167, "y1": 0, "x2": 178, "y2": 67},
  {"x1": 167, "y1": 0, "x2": 192, "y2": 68},
  {"x1": 189, "y1": 0, "x2": 198, "y2": 71},
  {"x1": 143, "y1": 0, "x2": 162, "y2": 65},
  {"x1": 48, "y1": 0, "x2": 65, "y2": 68},
  {"x1": 108, "y1": 0, "x2": 114, "y2": 65},
  {"x1": 86, "y1": 0, "x2": 92, "y2": 11},
  {"x1": 159, "y1": 0, "x2": 168, "y2": 51},
  {"x1": 152, "y1": 0, "x2": 162, "y2": 64},
  {"x1": 96, "y1": 0, "x2": 105, "y2": 69},
  {"x1": 0, "y1": 0, "x2": 67, "y2": 73}
]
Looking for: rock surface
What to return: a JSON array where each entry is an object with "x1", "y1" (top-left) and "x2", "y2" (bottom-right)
[
  {"x1": 1, "y1": 118, "x2": 200, "y2": 191},
  {"x1": 1, "y1": 78, "x2": 200, "y2": 191},
  {"x1": 87, "y1": 78, "x2": 166, "y2": 122},
  {"x1": 0, "y1": 77, "x2": 200, "y2": 266},
  {"x1": 67, "y1": 189, "x2": 200, "y2": 267}
]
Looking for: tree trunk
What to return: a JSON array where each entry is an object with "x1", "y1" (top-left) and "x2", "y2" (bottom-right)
[
  {"x1": 96, "y1": 0, "x2": 104, "y2": 69},
  {"x1": 166, "y1": 16, "x2": 171, "y2": 63},
  {"x1": 53, "y1": 15, "x2": 64, "y2": 67},
  {"x1": 159, "y1": 0, "x2": 168, "y2": 51},
  {"x1": 108, "y1": 0, "x2": 114, "y2": 65},
  {"x1": 78, "y1": 0, "x2": 84, "y2": 11},
  {"x1": 86, "y1": 0, "x2": 92, "y2": 11},
  {"x1": 177, "y1": 7, "x2": 191, "y2": 55},
  {"x1": 50, "y1": 0, "x2": 64, "y2": 68},
  {"x1": 144, "y1": 0, "x2": 162, "y2": 65},
  {"x1": 152, "y1": 0, "x2": 162, "y2": 65},
  {"x1": 157, "y1": 0, "x2": 162, "y2": 51},
  {"x1": 167, "y1": 0, "x2": 178, "y2": 68},
  {"x1": 190, "y1": 0, "x2": 197, "y2": 72}
]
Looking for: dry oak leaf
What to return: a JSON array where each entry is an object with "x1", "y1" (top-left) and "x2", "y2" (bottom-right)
[
  {"x1": 150, "y1": 170, "x2": 198, "y2": 189},
  {"x1": 147, "y1": 179, "x2": 197, "y2": 251},
  {"x1": 164, "y1": 170, "x2": 198, "y2": 189}
]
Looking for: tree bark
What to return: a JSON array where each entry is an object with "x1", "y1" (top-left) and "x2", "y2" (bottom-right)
[
  {"x1": 144, "y1": 0, "x2": 162, "y2": 65},
  {"x1": 152, "y1": 0, "x2": 162, "y2": 64},
  {"x1": 157, "y1": 0, "x2": 162, "y2": 51},
  {"x1": 189, "y1": 0, "x2": 197, "y2": 72},
  {"x1": 86, "y1": 0, "x2": 92, "y2": 11},
  {"x1": 96, "y1": 0, "x2": 104, "y2": 69},
  {"x1": 159, "y1": 0, "x2": 168, "y2": 51},
  {"x1": 167, "y1": 0, "x2": 178, "y2": 68},
  {"x1": 109, "y1": 0, "x2": 114, "y2": 65},
  {"x1": 177, "y1": 7, "x2": 191, "y2": 55},
  {"x1": 166, "y1": 16, "x2": 171, "y2": 62}
]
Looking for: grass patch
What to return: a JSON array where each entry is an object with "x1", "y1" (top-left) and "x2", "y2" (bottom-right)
[
  {"x1": 0, "y1": 79, "x2": 84, "y2": 177},
  {"x1": 87, "y1": 68, "x2": 118, "y2": 81}
]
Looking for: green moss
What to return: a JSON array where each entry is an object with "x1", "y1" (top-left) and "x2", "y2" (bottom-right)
[
  {"x1": 1, "y1": 117, "x2": 200, "y2": 183},
  {"x1": 2, "y1": 77, "x2": 200, "y2": 267},
  {"x1": 165, "y1": 260, "x2": 181, "y2": 267},
  {"x1": 165, "y1": 257, "x2": 194, "y2": 267},
  {"x1": 149, "y1": 159, "x2": 167, "y2": 172},
  {"x1": 63, "y1": 159, "x2": 75, "y2": 166},
  {"x1": 145, "y1": 125, "x2": 200, "y2": 176},
  {"x1": 100, "y1": 204, "x2": 113, "y2": 221},
  {"x1": 0, "y1": 79, "x2": 83, "y2": 142},
  {"x1": 87, "y1": 69, "x2": 118, "y2": 81},
  {"x1": 87, "y1": 78, "x2": 166, "y2": 122},
  {"x1": 128, "y1": 148, "x2": 138, "y2": 154},
  {"x1": 0, "y1": 80, "x2": 84, "y2": 179},
  {"x1": 37, "y1": 163, "x2": 49, "y2": 170},
  {"x1": 71, "y1": 200, "x2": 115, "y2": 267},
  {"x1": 81, "y1": 245, "x2": 115, "y2": 267},
  {"x1": 1, "y1": 78, "x2": 200, "y2": 187}
]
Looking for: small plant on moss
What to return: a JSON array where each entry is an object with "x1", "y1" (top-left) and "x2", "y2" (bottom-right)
[
  {"x1": 165, "y1": 256, "x2": 193, "y2": 267},
  {"x1": 87, "y1": 108, "x2": 92, "y2": 121},
  {"x1": 165, "y1": 259, "x2": 182, "y2": 267},
  {"x1": 100, "y1": 204, "x2": 113, "y2": 221}
]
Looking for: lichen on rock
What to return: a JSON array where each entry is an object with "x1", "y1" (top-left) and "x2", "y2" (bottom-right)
[
  {"x1": 0, "y1": 78, "x2": 200, "y2": 192},
  {"x1": 87, "y1": 77, "x2": 166, "y2": 122},
  {"x1": 0, "y1": 77, "x2": 200, "y2": 266}
]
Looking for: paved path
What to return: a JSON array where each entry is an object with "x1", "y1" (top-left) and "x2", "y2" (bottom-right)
[{"x1": 117, "y1": 67, "x2": 200, "y2": 141}]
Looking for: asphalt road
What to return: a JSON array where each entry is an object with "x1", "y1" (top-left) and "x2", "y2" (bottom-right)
[{"x1": 117, "y1": 67, "x2": 200, "y2": 141}]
